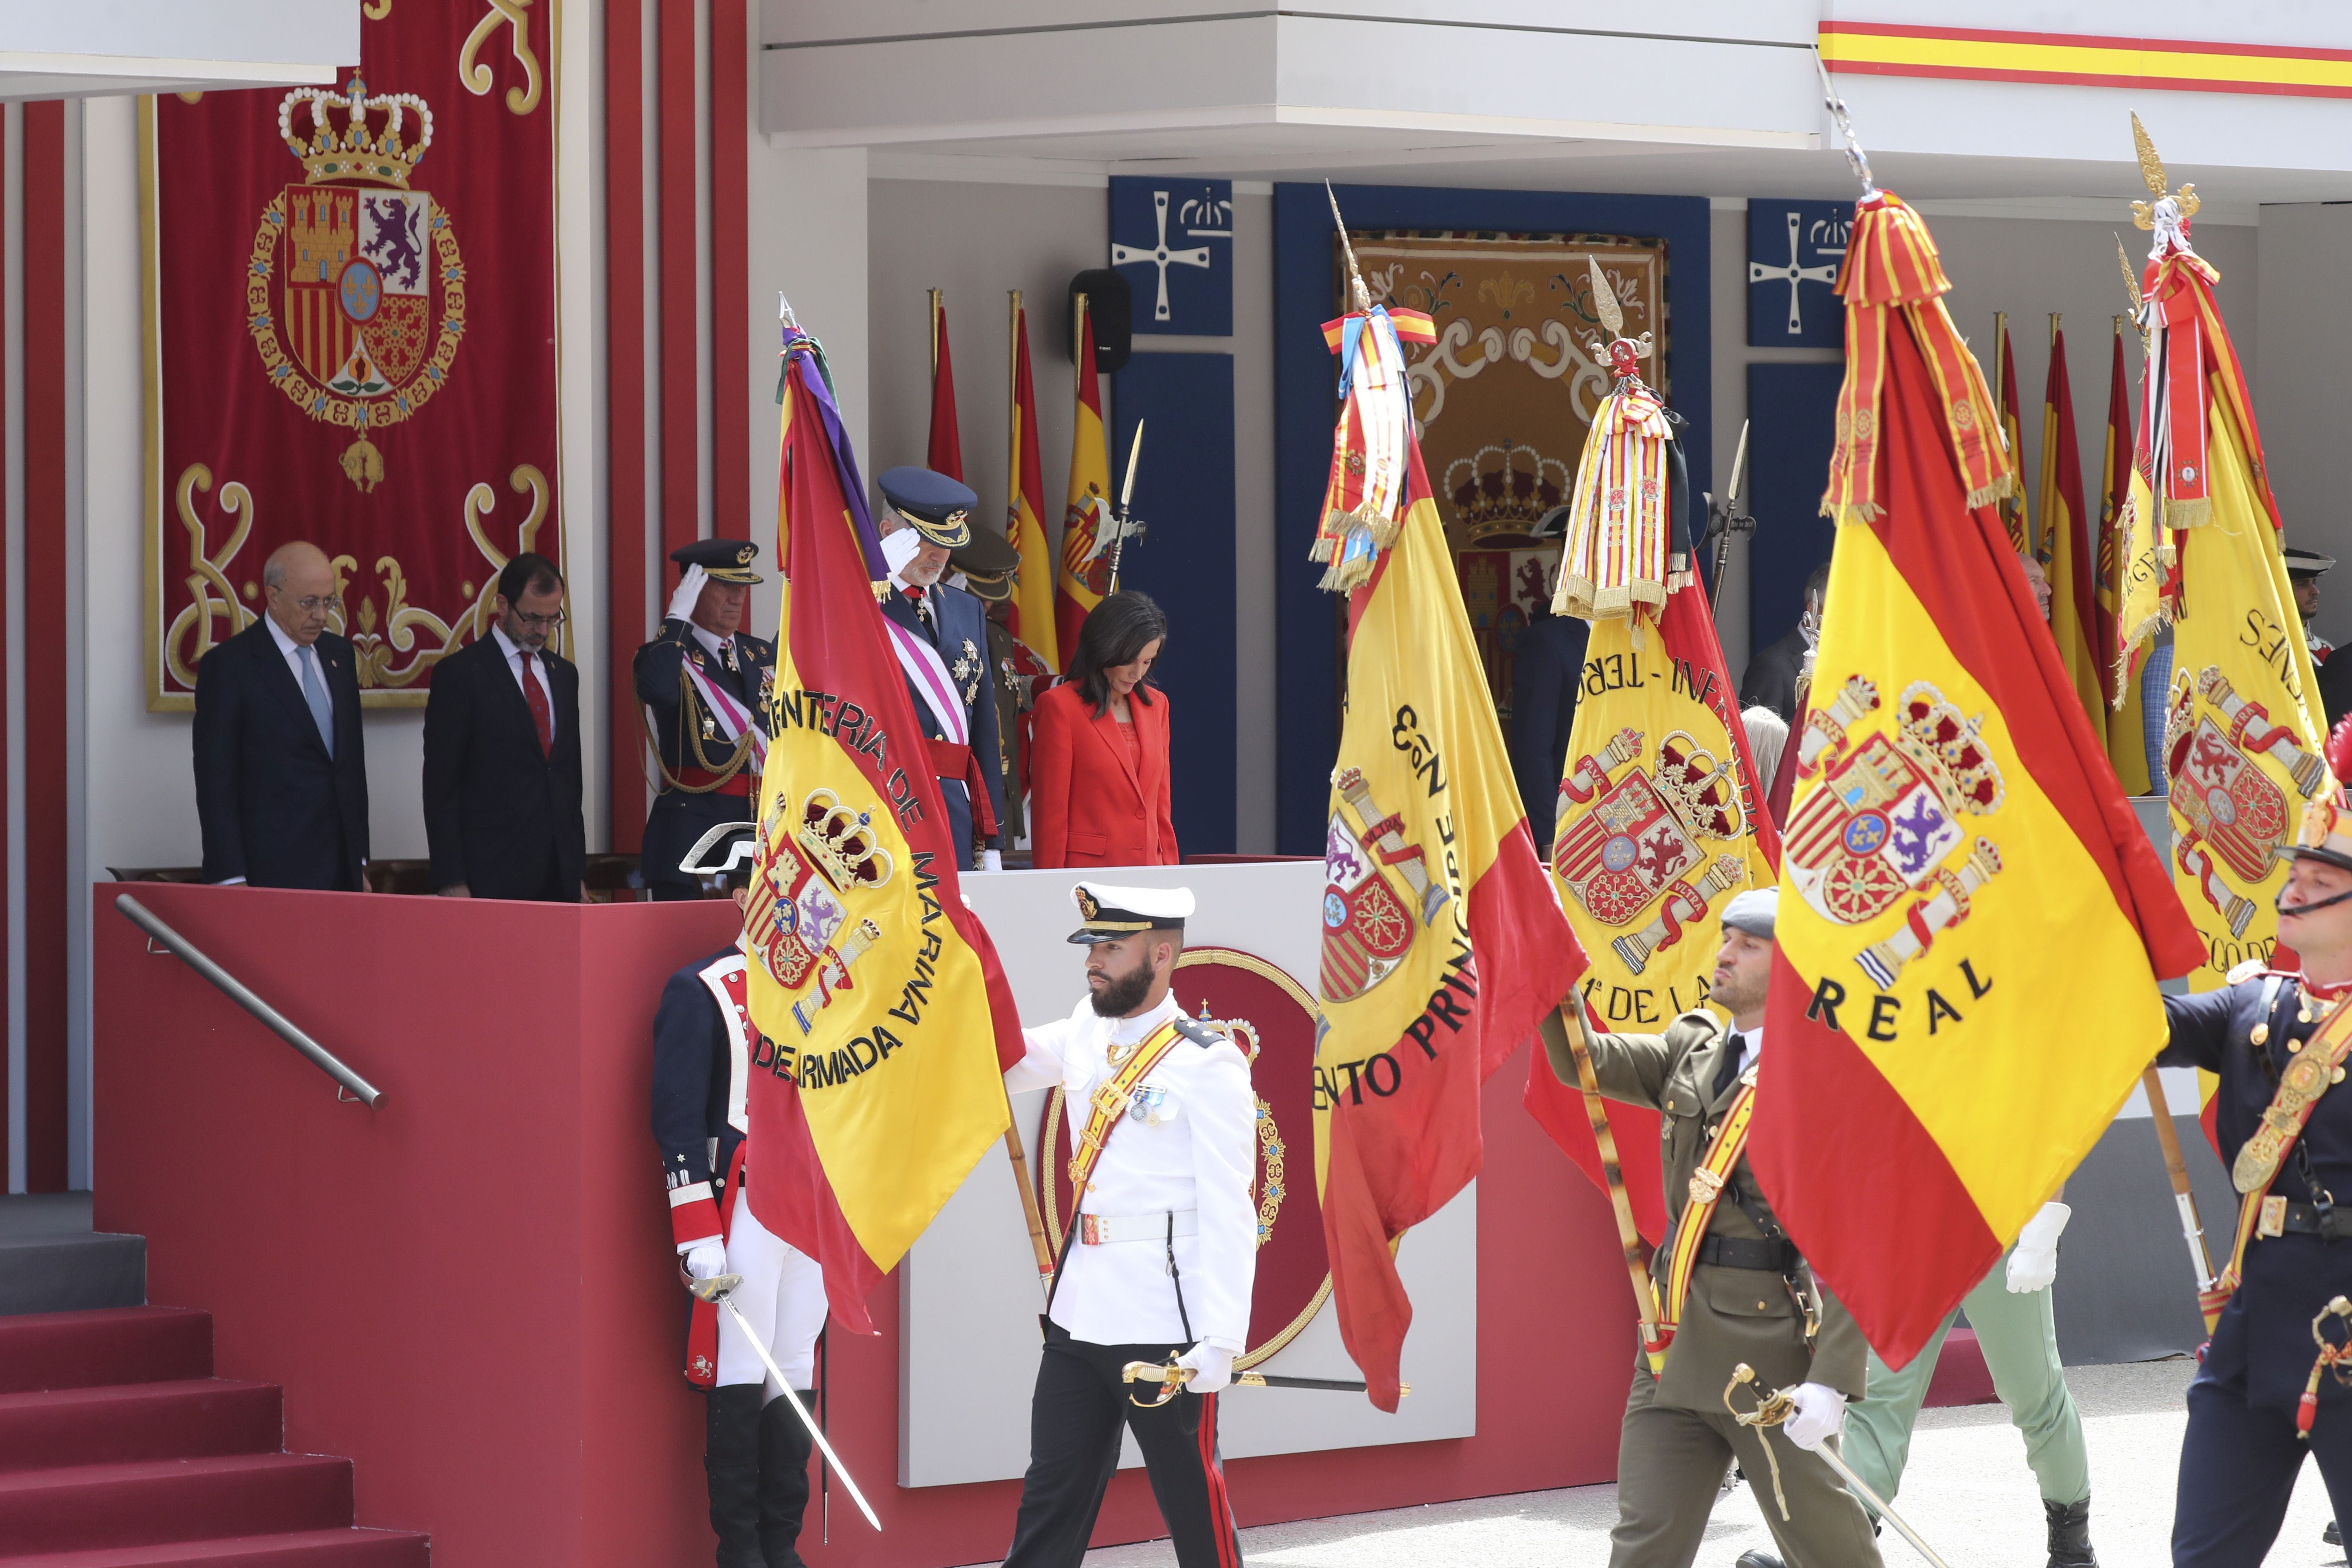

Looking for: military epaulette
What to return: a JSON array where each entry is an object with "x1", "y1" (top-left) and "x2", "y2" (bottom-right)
[
  {"x1": 1173, "y1": 1016, "x2": 1228, "y2": 1050},
  {"x1": 2227, "y1": 958, "x2": 2291, "y2": 986}
]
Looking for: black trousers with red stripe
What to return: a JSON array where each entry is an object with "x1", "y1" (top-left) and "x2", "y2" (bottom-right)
[{"x1": 1002, "y1": 1323, "x2": 1242, "y2": 1568}]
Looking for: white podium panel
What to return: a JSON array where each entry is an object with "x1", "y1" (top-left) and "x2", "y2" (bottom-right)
[{"x1": 898, "y1": 861, "x2": 1477, "y2": 1487}]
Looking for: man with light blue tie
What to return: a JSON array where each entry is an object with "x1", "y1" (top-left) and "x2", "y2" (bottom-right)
[{"x1": 193, "y1": 540, "x2": 371, "y2": 890}]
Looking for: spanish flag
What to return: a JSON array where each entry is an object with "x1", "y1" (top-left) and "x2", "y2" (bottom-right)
[
  {"x1": 1523, "y1": 575, "x2": 1781, "y2": 1244},
  {"x1": 1054, "y1": 293, "x2": 1113, "y2": 666},
  {"x1": 2038, "y1": 323, "x2": 2104, "y2": 727},
  {"x1": 1749, "y1": 192, "x2": 2202, "y2": 1367},
  {"x1": 1312, "y1": 313, "x2": 1586, "y2": 1412},
  {"x1": 743, "y1": 325, "x2": 1025, "y2": 1333},
  {"x1": 1004, "y1": 294, "x2": 1058, "y2": 669},
  {"x1": 1992, "y1": 316, "x2": 2032, "y2": 554},
  {"x1": 2096, "y1": 320, "x2": 2151, "y2": 794}
]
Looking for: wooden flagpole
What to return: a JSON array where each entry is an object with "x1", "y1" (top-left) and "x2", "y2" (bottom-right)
[
  {"x1": 1001, "y1": 1079, "x2": 1057, "y2": 1303},
  {"x1": 1556, "y1": 1001, "x2": 1667, "y2": 1371},
  {"x1": 2140, "y1": 1064, "x2": 2220, "y2": 1329}
]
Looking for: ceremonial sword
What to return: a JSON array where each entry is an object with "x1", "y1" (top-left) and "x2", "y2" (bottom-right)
[
  {"x1": 1121, "y1": 1356, "x2": 1406, "y2": 1407},
  {"x1": 1700, "y1": 418, "x2": 1754, "y2": 617},
  {"x1": 689, "y1": 1273, "x2": 883, "y2": 1531},
  {"x1": 1724, "y1": 1364, "x2": 1950, "y2": 1568},
  {"x1": 1107, "y1": 419, "x2": 1146, "y2": 595}
]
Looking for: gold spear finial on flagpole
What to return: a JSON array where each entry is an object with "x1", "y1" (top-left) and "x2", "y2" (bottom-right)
[
  {"x1": 2115, "y1": 235, "x2": 2143, "y2": 313},
  {"x1": 1326, "y1": 181, "x2": 1372, "y2": 313},
  {"x1": 1587, "y1": 254, "x2": 1623, "y2": 338},
  {"x1": 2130, "y1": 112, "x2": 2199, "y2": 231}
]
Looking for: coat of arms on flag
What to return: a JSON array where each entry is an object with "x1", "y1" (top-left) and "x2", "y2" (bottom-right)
[
  {"x1": 2162, "y1": 667, "x2": 2325, "y2": 938},
  {"x1": 252, "y1": 77, "x2": 465, "y2": 491},
  {"x1": 1320, "y1": 766, "x2": 1452, "y2": 1003},
  {"x1": 744, "y1": 787, "x2": 892, "y2": 1037},
  {"x1": 1552, "y1": 727, "x2": 1747, "y2": 973}
]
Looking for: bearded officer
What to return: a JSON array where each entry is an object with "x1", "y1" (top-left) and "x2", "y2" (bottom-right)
[
  {"x1": 2161, "y1": 720, "x2": 2352, "y2": 1566},
  {"x1": 655, "y1": 824, "x2": 826, "y2": 1568},
  {"x1": 998, "y1": 883, "x2": 1255, "y2": 1568},
  {"x1": 636, "y1": 540, "x2": 775, "y2": 900},
  {"x1": 1545, "y1": 887, "x2": 1880, "y2": 1568},
  {"x1": 876, "y1": 466, "x2": 1006, "y2": 871}
]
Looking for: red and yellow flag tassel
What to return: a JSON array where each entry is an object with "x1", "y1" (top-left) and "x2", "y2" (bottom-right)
[
  {"x1": 1313, "y1": 303, "x2": 1437, "y2": 591},
  {"x1": 1820, "y1": 192, "x2": 2015, "y2": 527}
]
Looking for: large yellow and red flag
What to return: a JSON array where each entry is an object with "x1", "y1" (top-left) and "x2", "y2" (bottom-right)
[
  {"x1": 1004, "y1": 293, "x2": 1057, "y2": 668},
  {"x1": 2096, "y1": 318, "x2": 2152, "y2": 794},
  {"x1": 1749, "y1": 192, "x2": 2202, "y2": 1368},
  {"x1": 1992, "y1": 315, "x2": 2032, "y2": 554},
  {"x1": 1054, "y1": 294, "x2": 1113, "y2": 665},
  {"x1": 1523, "y1": 574, "x2": 1782, "y2": 1245},
  {"x1": 1311, "y1": 300, "x2": 1586, "y2": 1412},
  {"x1": 2038, "y1": 324, "x2": 2104, "y2": 726},
  {"x1": 743, "y1": 324, "x2": 1025, "y2": 1334},
  {"x1": 926, "y1": 290, "x2": 964, "y2": 482}
]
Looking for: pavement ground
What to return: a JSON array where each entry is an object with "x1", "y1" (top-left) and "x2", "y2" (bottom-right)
[{"x1": 1061, "y1": 1360, "x2": 2347, "y2": 1568}]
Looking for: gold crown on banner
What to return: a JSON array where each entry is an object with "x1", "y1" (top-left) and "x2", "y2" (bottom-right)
[
  {"x1": 1651, "y1": 731, "x2": 1744, "y2": 842},
  {"x1": 1895, "y1": 682, "x2": 2005, "y2": 814},
  {"x1": 278, "y1": 77, "x2": 435, "y2": 189},
  {"x1": 796, "y1": 789, "x2": 894, "y2": 892},
  {"x1": 1443, "y1": 441, "x2": 1571, "y2": 543}
]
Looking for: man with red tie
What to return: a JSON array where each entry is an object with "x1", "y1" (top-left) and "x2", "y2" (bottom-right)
[{"x1": 423, "y1": 551, "x2": 587, "y2": 901}]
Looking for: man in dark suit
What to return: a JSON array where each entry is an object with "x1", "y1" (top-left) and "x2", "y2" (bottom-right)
[
  {"x1": 1739, "y1": 559, "x2": 1830, "y2": 722},
  {"x1": 635, "y1": 539, "x2": 775, "y2": 901},
  {"x1": 423, "y1": 552, "x2": 586, "y2": 901},
  {"x1": 876, "y1": 467, "x2": 1006, "y2": 870},
  {"x1": 1511, "y1": 604, "x2": 1589, "y2": 854},
  {"x1": 193, "y1": 540, "x2": 370, "y2": 889}
]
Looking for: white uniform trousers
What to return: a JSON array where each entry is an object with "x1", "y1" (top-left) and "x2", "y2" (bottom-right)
[{"x1": 717, "y1": 1199, "x2": 827, "y2": 1395}]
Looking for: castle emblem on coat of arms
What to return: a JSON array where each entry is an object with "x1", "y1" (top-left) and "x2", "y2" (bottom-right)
[
  {"x1": 1320, "y1": 767, "x2": 1452, "y2": 1002},
  {"x1": 747, "y1": 788, "x2": 893, "y2": 1035},
  {"x1": 2163, "y1": 664, "x2": 2327, "y2": 939},
  {"x1": 1784, "y1": 677, "x2": 2006, "y2": 989},
  {"x1": 1552, "y1": 727, "x2": 1749, "y2": 975},
  {"x1": 248, "y1": 77, "x2": 466, "y2": 491}
]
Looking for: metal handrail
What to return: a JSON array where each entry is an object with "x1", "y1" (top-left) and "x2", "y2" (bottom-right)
[{"x1": 114, "y1": 894, "x2": 383, "y2": 1108}]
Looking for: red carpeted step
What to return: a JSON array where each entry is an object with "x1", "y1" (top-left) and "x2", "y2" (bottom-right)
[
  {"x1": 0, "y1": 1381, "x2": 280, "y2": 1473},
  {"x1": 0, "y1": 1454, "x2": 352, "y2": 1556},
  {"x1": 0, "y1": 1311, "x2": 211, "y2": 1396},
  {"x1": 0, "y1": 1527, "x2": 430, "y2": 1566}
]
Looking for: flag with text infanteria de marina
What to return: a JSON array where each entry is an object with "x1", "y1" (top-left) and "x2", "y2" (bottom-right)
[
  {"x1": 741, "y1": 329, "x2": 1024, "y2": 1333},
  {"x1": 1752, "y1": 192, "x2": 2202, "y2": 1369},
  {"x1": 1312, "y1": 422, "x2": 1586, "y2": 1412}
]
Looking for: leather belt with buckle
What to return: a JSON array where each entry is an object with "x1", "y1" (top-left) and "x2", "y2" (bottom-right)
[
  {"x1": 1078, "y1": 1210, "x2": 1199, "y2": 1246},
  {"x1": 1695, "y1": 1234, "x2": 1799, "y2": 1272}
]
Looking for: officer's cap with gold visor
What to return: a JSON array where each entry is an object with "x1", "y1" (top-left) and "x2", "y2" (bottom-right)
[
  {"x1": 879, "y1": 465, "x2": 977, "y2": 550},
  {"x1": 1068, "y1": 881, "x2": 1195, "y2": 944},
  {"x1": 670, "y1": 537, "x2": 763, "y2": 585}
]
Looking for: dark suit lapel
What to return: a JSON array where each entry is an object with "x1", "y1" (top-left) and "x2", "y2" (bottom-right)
[
  {"x1": 254, "y1": 625, "x2": 332, "y2": 758},
  {"x1": 482, "y1": 638, "x2": 548, "y2": 760}
]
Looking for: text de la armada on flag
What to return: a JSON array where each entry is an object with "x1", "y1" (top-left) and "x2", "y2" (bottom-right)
[
  {"x1": 737, "y1": 325, "x2": 1026, "y2": 1335},
  {"x1": 1750, "y1": 191, "x2": 2203, "y2": 1368},
  {"x1": 1310, "y1": 301, "x2": 1588, "y2": 1412}
]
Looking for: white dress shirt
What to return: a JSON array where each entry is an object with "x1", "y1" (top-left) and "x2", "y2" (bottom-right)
[
  {"x1": 1735, "y1": 1024, "x2": 1765, "y2": 1078},
  {"x1": 264, "y1": 613, "x2": 329, "y2": 715},
  {"x1": 688, "y1": 621, "x2": 740, "y2": 668},
  {"x1": 490, "y1": 623, "x2": 556, "y2": 739},
  {"x1": 1007, "y1": 991, "x2": 1258, "y2": 1353}
]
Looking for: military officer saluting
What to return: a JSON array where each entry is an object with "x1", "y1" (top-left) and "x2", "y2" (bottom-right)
[
  {"x1": 652, "y1": 826, "x2": 826, "y2": 1568},
  {"x1": 2161, "y1": 722, "x2": 2352, "y2": 1566},
  {"x1": 1547, "y1": 888, "x2": 1881, "y2": 1568},
  {"x1": 636, "y1": 540, "x2": 776, "y2": 900},
  {"x1": 998, "y1": 883, "x2": 1255, "y2": 1568},
  {"x1": 875, "y1": 466, "x2": 1007, "y2": 871},
  {"x1": 947, "y1": 523, "x2": 1045, "y2": 850}
]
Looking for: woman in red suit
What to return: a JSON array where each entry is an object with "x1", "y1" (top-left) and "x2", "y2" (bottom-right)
[{"x1": 1030, "y1": 593, "x2": 1178, "y2": 869}]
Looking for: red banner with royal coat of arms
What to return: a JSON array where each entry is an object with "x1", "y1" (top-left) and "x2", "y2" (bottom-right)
[{"x1": 143, "y1": 2, "x2": 560, "y2": 707}]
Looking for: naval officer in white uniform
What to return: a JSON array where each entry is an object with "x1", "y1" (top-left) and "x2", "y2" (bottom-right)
[{"x1": 999, "y1": 882, "x2": 1258, "y2": 1568}]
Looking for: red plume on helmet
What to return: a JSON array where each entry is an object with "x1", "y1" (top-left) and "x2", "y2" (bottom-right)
[{"x1": 2330, "y1": 715, "x2": 2352, "y2": 786}]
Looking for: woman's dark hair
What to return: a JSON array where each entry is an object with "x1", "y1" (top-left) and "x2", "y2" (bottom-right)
[{"x1": 1069, "y1": 591, "x2": 1168, "y2": 717}]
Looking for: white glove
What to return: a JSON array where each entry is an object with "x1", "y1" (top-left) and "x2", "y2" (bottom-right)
[
  {"x1": 1176, "y1": 1341, "x2": 1234, "y2": 1394},
  {"x1": 2006, "y1": 1200, "x2": 2072, "y2": 1293},
  {"x1": 880, "y1": 527, "x2": 923, "y2": 578},
  {"x1": 666, "y1": 564, "x2": 710, "y2": 624},
  {"x1": 680, "y1": 1239, "x2": 728, "y2": 1280},
  {"x1": 981, "y1": 848, "x2": 1004, "y2": 872},
  {"x1": 1782, "y1": 1382, "x2": 1846, "y2": 1452}
]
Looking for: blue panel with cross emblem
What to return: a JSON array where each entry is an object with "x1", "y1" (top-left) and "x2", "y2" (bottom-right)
[
  {"x1": 1746, "y1": 199, "x2": 1850, "y2": 348},
  {"x1": 1110, "y1": 176, "x2": 1233, "y2": 337}
]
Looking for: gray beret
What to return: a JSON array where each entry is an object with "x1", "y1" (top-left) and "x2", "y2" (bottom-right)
[{"x1": 1721, "y1": 887, "x2": 1778, "y2": 940}]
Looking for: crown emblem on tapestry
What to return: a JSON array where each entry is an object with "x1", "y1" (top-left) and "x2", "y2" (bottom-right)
[
  {"x1": 797, "y1": 790, "x2": 894, "y2": 892},
  {"x1": 1443, "y1": 441, "x2": 1570, "y2": 543},
  {"x1": 279, "y1": 77, "x2": 435, "y2": 190}
]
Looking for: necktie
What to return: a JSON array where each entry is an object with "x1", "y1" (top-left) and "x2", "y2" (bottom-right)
[
  {"x1": 298, "y1": 644, "x2": 334, "y2": 758},
  {"x1": 519, "y1": 649, "x2": 554, "y2": 756},
  {"x1": 719, "y1": 637, "x2": 738, "y2": 673},
  {"x1": 1712, "y1": 1035, "x2": 1746, "y2": 1100}
]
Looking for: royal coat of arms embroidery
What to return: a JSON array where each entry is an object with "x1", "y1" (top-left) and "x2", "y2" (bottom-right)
[
  {"x1": 2163, "y1": 664, "x2": 2327, "y2": 938},
  {"x1": 252, "y1": 77, "x2": 466, "y2": 491},
  {"x1": 746, "y1": 788, "x2": 893, "y2": 1034},
  {"x1": 1319, "y1": 766, "x2": 1452, "y2": 1002},
  {"x1": 1552, "y1": 726, "x2": 1750, "y2": 974},
  {"x1": 1785, "y1": 677, "x2": 2007, "y2": 989}
]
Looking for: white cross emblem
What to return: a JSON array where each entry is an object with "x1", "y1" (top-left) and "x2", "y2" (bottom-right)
[
  {"x1": 1111, "y1": 190, "x2": 1213, "y2": 323},
  {"x1": 1748, "y1": 209, "x2": 1842, "y2": 336}
]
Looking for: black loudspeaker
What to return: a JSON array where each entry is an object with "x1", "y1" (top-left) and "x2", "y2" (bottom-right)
[{"x1": 1066, "y1": 269, "x2": 1133, "y2": 373}]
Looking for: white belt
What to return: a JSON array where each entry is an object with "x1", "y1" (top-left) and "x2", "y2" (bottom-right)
[{"x1": 1078, "y1": 1209, "x2": 1197, "y2": 1246}]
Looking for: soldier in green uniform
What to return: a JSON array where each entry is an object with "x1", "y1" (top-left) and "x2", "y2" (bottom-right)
[
  {"x1": 1547, "y1": 888, "x2": 1881, "y2": 1568},
  {"x1": 634, "y1": 539, "x2": 775, "y2": 901}
]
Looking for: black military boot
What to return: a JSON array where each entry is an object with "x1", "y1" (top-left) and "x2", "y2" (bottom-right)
[
  {"x1": 757, "y1": 1392, "x2": 818, "y2": 1568},
  {"x1": 2045, "y1": 1496, "x2": 2097, "y2": 1568},
  {"x1": 706, "y1": 1384, "x2": 766, "y2": 1568}
]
